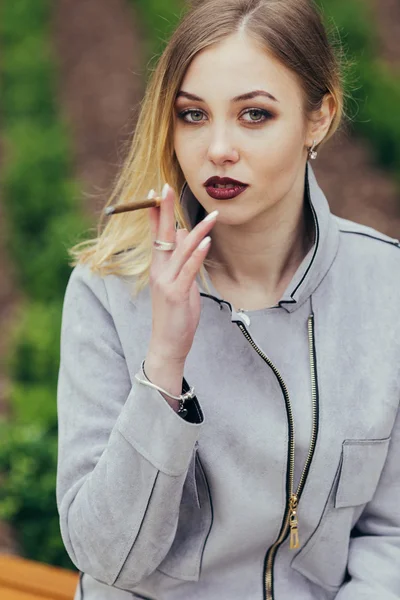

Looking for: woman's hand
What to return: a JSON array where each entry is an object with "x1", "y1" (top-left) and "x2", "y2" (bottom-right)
[{"x1": 146, "y1": 183, "x2": 218, "y2": 371}]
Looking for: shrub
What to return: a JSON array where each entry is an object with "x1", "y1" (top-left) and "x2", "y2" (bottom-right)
[
  {"x1": 0, "y1": 420, "x2": 74, "y2": 569},
  {"x1": 318, "y1": 0, "x2": 400, "y2": 173},
  {"x1": 0, "y1": 0, "x2": 85, "y2": 569}
]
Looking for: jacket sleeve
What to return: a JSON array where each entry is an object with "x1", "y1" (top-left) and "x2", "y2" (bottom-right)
[
  {"x1": 56, "y1": 264, "x2": 204, "y2": 590},
  {"x1": 335, "y1": 406, "x2": 400, "y2": 599}
]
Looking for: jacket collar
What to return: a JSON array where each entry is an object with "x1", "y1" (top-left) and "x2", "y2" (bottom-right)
[{"x1": 179, "y1": 163, "x2": 340, "y2": 313}]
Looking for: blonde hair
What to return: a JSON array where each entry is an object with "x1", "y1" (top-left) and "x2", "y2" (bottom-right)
[{"x1": 71, "y1": 0, "x2": 345, "y2": 295}]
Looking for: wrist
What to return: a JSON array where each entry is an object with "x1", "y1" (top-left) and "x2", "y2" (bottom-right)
[
  {"x1": 145, "y1": 350, "x2": 186, "y2": 375},
  {"x1": 146, "y1": 341, "x2": 188, "y2": 366},
  {"x1": 144, "y1": 353, "x2": 186, "y2": 404}
]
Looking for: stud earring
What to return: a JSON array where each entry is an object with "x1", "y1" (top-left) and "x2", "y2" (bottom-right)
[{"x1": 308, "y1": 140, "x2": 318, "y2": 160}]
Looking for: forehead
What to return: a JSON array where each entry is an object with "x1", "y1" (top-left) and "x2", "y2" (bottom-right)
[{"x1": 179, "y1": 32, "x2": 301, "y2": 102}]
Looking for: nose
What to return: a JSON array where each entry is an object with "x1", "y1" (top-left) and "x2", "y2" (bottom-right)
[{"x1": 207, "y1": 125, "x2": 239, "y2": 166}]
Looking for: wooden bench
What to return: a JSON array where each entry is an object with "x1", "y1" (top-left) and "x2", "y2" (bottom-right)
[{"x1": 0, "y1": 554, "x2": 79, "y2": 600}]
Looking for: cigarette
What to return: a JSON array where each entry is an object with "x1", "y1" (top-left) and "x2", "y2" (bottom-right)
[{"x1": 104, "y1": 196, "x2": 162, "y2": 216}]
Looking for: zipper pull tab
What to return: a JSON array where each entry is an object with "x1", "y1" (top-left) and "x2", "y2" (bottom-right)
[
  {"x1": 289, "y1": 494, "x2": 300, "y2": 550},
  {"x1": 237, "y1": 308, "x2": 251, "y2": 327}
]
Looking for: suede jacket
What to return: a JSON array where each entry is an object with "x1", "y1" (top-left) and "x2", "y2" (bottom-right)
[{"x1": 56, "y1": 164, "x2": 400, "y2": 600}]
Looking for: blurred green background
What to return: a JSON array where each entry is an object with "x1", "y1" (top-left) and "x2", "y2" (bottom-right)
[{"x1": 0, "y1": 0, "x2": 399, "y2": 571}]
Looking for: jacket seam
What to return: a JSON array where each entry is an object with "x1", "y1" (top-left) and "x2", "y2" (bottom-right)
[
  {"x1": 112, "y1": 470, "x2": 160, "y2": 586},
  {"x1": 157, "y1": 453, "x2": 213, "y2": 581},
  {"x1": 338, "y1": 229, "x2": 400, "y2": 247},
  {"x1": 342, "y1": 436, "x2": 392, "y2": 446},
  {"x1": 100, "y1": 273, "x2": 113, "y2": 313},
  {"x1": 79, "y1": 571, "x2": 84, "y2": 599},
  {"x1": 291, "y1": 456, "x2": 343, "y2": 589},
  {"x1": 278, "y1": 166, "x2": 320, "y2": 306},
  {"x1": 281, "y1": 235, "x2": 340, "y2": 311}
]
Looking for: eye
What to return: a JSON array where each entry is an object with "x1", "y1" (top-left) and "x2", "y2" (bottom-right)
[
  {"x1": 177, "y1": 109, "x2": 207, "y2": 124},
  {"x1": 176, "y1": 107, "x2": 273, "y2": 125},
  {"x1": 241, "y1": 108, "x2": 272, "y2": 124}
]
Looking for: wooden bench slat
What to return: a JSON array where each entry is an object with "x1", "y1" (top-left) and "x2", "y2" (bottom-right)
[
  {"x1": 0, "y1": 555, "x2": 78, "y2": 600},
  {"x1": 0, "y1": 585, "x2": 51, "y2": 600}
]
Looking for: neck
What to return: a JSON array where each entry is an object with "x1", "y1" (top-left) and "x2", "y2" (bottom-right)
[{"x1": 207, "y1": 175, "x2": 314, "y2": 306}]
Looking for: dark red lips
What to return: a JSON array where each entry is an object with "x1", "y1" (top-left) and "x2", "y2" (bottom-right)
[
  {"x1": 204, "y1": 176, "x2": 248, "y2": 200},
  {"x1": 204, "y1": 176, "x2": 247, "y2": 187}
]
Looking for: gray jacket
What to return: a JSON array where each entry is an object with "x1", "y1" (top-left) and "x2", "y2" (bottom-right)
[{"x1": 56, "y1": 164, "x2": 400, "y2": 600}]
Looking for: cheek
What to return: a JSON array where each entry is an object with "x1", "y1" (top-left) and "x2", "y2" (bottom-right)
[
  {"x1": 248, "y1": 121, "x2": 306, "y2": 199},
  {"x1": 252, "y1": 118, "x2": 306, "y2": 173},
  {"x1": 174, "y1": 128, "x2": 207, "y2": 171},
  {"x1": 173, "y1": 131, "x2": 188, "y2": 176},
  {"x1": 239, "y1": 112, "x2": 305, "y2": 157}
]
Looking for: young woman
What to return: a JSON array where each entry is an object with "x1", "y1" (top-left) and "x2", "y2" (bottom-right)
[{"x1": 56, "y1": 1, "x2": 400, "y2": 599}]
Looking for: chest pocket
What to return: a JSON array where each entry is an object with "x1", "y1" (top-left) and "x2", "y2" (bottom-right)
[
  {"x1": 156, "y1": 450, "x2": 213, "y2": 581},
  {"x1": 291, "y1": 436, "x2": 391, "y2": 592},
  {"x1": 334, "y1": 438, "x2": 391, "y2": 507}
]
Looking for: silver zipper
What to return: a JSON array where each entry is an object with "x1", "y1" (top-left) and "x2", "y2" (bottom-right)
[{"x1": 236, "y1": 313, "x2": 318, "y2": 600}]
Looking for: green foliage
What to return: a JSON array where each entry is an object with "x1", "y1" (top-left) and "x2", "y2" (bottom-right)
[
  {"x1": 131, "y1": 0, "x2": 184, "y2": 59},
  {"x1": 0, "y1": 0, "x2": 84, "y2": 569},
  {"x1": 356, "y1": 61, "x2": 400, "y2": 171},
  {"x1": 0, "y1": 420, "x2": 75, "y2": 569},
  {"x1": 8, "y1": 384, "x2": 57, "y2": 431},
  {"x1": 318, "y1": 0, "x2": 400, "y2": 174},
  {"x1": 320, "y1": 0, "x2": 377, "y2": 58},
  {"x1": 0, "y1": 303, "x2": 66, "y2": 564},
  {"x1": 7, "y1": 302, "x2": 62, "y2": 388},
  {"x1": 2, "y1": 32, "x2": 56, "y2": 125},
  {"x1": 1, "y1": 25, "x2": 85, "y2": 301}
]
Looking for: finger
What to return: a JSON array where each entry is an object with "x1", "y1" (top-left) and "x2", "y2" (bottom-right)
[
  {"x1": 176, "y1": 235, "x2": 212, "y2": 295},
  {"x1": 175, "y1": 227, "x2": 189, "y2": 248},
  {"x1": 157, "y1": 183, "x2": 176, "y2": 245},
  {"x1": 160, "y1": 227, "x2": 188, "y2": 277},
  {"x1": 152, "y1": 183, "x2": 177, "y2": 267},
  {"x1": 147, "y1": 190, "x2": 159, "y2": 242},
  {"x1": 167, "y1": 211, "x2": 218, "y2": 280}
]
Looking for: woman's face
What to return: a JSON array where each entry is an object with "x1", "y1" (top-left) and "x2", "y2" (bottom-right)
[{"x1": 173, "y1": 32, "x2": 317, "y2": 226}]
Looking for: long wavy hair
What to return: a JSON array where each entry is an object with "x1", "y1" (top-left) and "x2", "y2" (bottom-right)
[{"x1": 70, "y1": 0, "x2": 345, "y2": 296}]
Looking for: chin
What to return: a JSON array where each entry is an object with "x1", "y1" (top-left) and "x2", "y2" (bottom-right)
[{"x1": 211, "y1": 204, "x2": 257, "y2": 226}]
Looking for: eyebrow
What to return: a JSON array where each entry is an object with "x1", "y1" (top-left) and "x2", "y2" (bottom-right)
[{"x1": 176, "y1": 89, "x2": 279, "y2": 103}]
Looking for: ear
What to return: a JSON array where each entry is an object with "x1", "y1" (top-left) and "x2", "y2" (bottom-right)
[{"x1": 305, "y1": 93, "x2": 336, "y2": 149}]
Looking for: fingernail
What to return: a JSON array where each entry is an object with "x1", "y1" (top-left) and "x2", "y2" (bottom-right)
[
  {"x1": 162, "y1": 183, "x2": 170, "y2": 199},
  {"x1": 204, "y1": 210, "x2": 219, "y2": 223},
  {"x1": 147, "y1": 189, "x2": 156, "y2": 199},
  {"x1": 198, "y1": 236, "x2": 212, "y2": 251}
]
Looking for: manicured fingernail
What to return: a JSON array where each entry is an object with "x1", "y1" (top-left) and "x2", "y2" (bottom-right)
[
  {"x1": 204, "y1": 210, "x2": 219, "y2": 223},
  {"x1": 147, "y1": 189, "x2": 156, "y2": 199},
  {"x1": 162, "y1": 183, "x2": 170, "y2": 199},
  {"x1": 198, "y1": 236, "x2": 211, "y2": 251}
]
